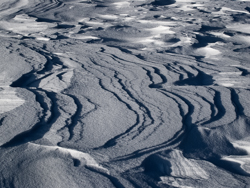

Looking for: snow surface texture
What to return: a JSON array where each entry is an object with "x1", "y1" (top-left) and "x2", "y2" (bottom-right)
[{"x1": 0, "y1": 0, "x2": 250, "y2": 187}]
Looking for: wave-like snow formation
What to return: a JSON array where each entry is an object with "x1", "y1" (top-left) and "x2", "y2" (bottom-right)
[{"x1": 0, "y1": 0, "x2": 250, "y2": 187}]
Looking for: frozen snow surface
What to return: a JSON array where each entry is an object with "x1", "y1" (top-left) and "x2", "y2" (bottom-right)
[{"x1": 0, "y1": 0, "x2": 250, "y2": 187}]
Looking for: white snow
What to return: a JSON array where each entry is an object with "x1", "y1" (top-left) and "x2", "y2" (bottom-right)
[
  {"x1": 0, "y1": 87, "x2": 25, "y2": 114},
  {"x1": 0, "y1": 0, "x2": 250, "y2": 187}
]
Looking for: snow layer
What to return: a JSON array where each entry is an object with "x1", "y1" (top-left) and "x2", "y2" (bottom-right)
[{"x1": 0, "y1": 0, "x2": 250, "y2": 187}]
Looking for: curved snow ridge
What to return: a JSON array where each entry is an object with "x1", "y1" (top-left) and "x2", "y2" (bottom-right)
[
  {"x1": 28, "y1": 143, "x2": 110, "y2": 175},
  {"x1": 162, "y1": 87, "x2": 236, "y2": 128},
  {"x1": 25, "y1": 51, "x2": 76, "y2": 92},
  {"x1": 143, "y1": 149, "x2": 209, "y2": 180}
]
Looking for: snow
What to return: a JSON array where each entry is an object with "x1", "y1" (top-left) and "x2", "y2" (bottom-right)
[{"x1": 0, "y1": 0, "x2": 250, "y2": 187}]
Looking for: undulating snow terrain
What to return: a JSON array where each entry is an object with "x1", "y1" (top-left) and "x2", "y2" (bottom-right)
[{"x1": 0, "y1": 0, "x2": 250, "y2": 187}]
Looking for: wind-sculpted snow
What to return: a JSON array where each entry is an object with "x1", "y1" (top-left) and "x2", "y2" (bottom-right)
[{"x1": 0, "y1": 0, "x2": 250, "y2": 187}]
